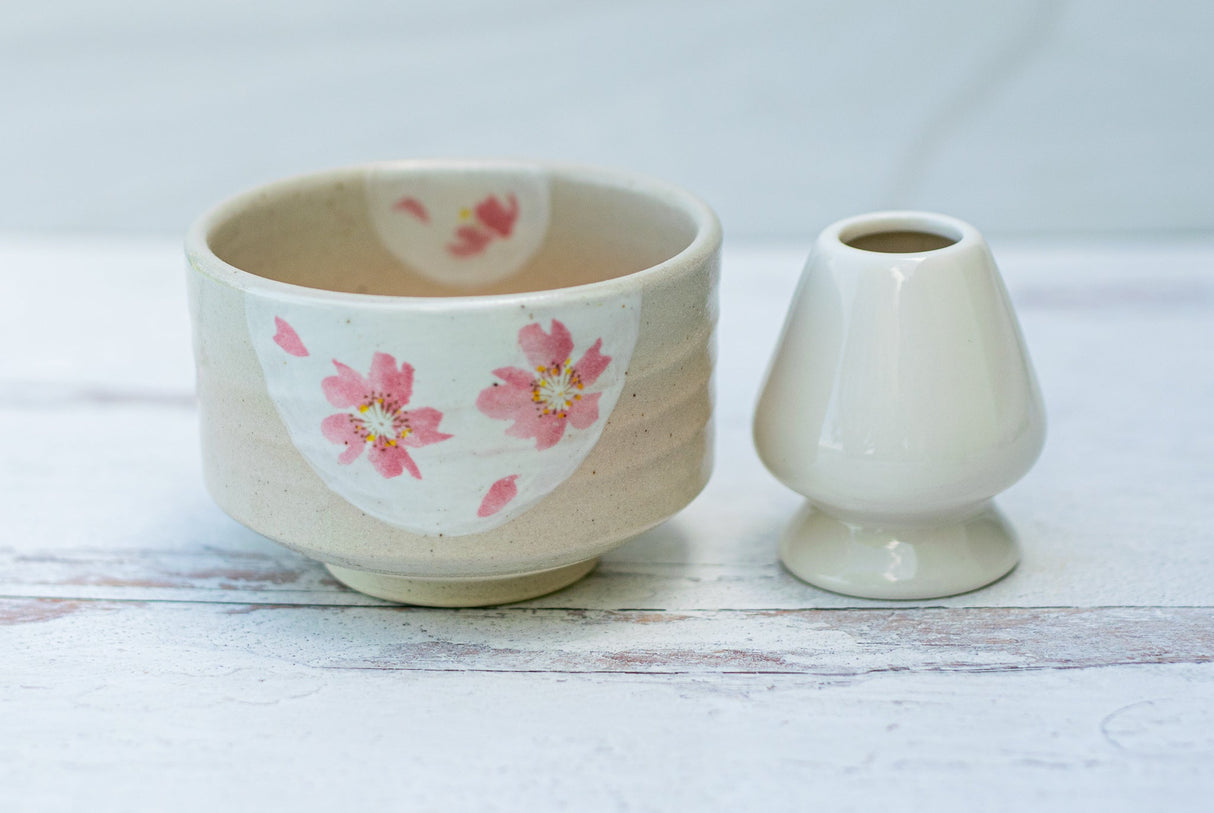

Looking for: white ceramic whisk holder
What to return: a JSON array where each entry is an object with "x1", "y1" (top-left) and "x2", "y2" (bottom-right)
[{"x1": 754, "y1": 212, "x2": 1046, "y2": 599}]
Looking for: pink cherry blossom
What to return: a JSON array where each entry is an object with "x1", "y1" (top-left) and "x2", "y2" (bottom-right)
[
  {"x1": 320, "y1": 352, "x2": 452, "y2": 479},
  {"x1": 445, "y1": 193, "x2": 521, "y2": 257},
  {"x1": 476, "y1": 320, "x2": 611, "y2": 451}
]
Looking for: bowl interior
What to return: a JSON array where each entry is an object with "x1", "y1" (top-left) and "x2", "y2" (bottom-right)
[{"x1": 204, "y1": 164, "x2": 702, "y2": 297}]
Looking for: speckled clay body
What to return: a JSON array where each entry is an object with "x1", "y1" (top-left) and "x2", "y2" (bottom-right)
[{"x1": 186, "y1": 160, "x2": 721, "y2": 606}]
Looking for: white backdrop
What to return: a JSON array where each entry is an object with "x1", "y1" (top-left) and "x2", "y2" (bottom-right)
[{"x1": 3, "y1": 0, "x2": 1212, "y2": 239}]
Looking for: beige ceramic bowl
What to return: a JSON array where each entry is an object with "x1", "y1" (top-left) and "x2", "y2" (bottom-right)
[{"x1": 186, "y1": 160, "x2": 721, "y2": 606}]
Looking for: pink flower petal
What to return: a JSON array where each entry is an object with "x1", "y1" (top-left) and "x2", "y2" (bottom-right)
[
  {"x1": 272, "y1": 317, "x2": 309, "y2": 357},
  {"x1": 478, "y1": 377, "x2": 567, "y2": 450},
  {"x1": 368, "y1": 444, "x2": 420, "y2": 480},
  {"x1": 519, "y1": 320, "x2": 574, "y2": 369},
  {"x1": 400, "y1": 407, "x2": 452, "y2": 448},
  {"x1": 477, "y1": 475, "x2": 519, "y2": 518},
  {"x1": 507, "y1": 411, "x2": 568, "y2": 451},
  {"x1": 572, "y1": 338, "x2": 610, "y2": 386},
  {"x1": 323, "y1": 362, "x2": 369, "y2": 409},
  {"x1": 369, "y1": 352, "x2": 414, "y2": 405},
  {"x1": 476, "y1": 377, "x2": 534, "y2": 420},
  {"x1": 393, "y1": 196, "x2": 430, "y2": 223},
  {"x1": 567, "y1": 391, "x2": 601, "y2": 430},
  {"x1": 475, "y1": 194, "x2": 519, "y2": 237},
  {"x1": 532, "y1": 416, "x2": 569, "y2": 451},
  {"x1": 447, "y1": 224, "x2": 493, "y2": 257},
  {"x1": 321, "y1": 413, "x2": 365, "y2": 464},
  {"x1": 492, "y1": 366, "x2": 535, "y2": 389}
]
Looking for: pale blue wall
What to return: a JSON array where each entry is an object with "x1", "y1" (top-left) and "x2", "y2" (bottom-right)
[{"x1": 2, "y1": 0, "x2": 1210, "y2": 239}]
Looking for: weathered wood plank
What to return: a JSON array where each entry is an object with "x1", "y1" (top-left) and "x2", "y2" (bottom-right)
[
  {"x1": 0, "y1": 237, "x2": 195, "y2": 393},
  {"x1": 6, "y1": 664, "x2": 1212, "y2": 812},
  {"x1": 3, "y1": 596, "x2": 1212, "y2": 811},
  {"x1": 3, "y1": 598, "x2": 1210, "y2": 675}
]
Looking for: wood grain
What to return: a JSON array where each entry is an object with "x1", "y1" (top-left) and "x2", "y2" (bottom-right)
[
  {"x1": 3, "y1": 598, "x2": 1211, "y2": 675},
  {"x1": 4, "y1": 597, "x2": 1212, "y2": 812}
]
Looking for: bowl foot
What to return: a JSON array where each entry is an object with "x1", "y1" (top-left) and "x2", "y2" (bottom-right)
[
  {"x1": 779, "y1": 502, "x2": 1019, "y2": 600},
  {"x1": 324, "y1": 558, "x2": 599, "y2": 607}
]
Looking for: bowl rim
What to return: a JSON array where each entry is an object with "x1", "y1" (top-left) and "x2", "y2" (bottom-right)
[{"x1": 185, "y1": 158, "x2": 722, "y2": 310}]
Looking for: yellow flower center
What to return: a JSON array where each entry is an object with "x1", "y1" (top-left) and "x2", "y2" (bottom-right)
[
  {"x1": 355, "y1": 397, "x2": 411, "y2": 447},
  {"x1": 532, "y1": 360, "x2": 584, "y2": 419}
]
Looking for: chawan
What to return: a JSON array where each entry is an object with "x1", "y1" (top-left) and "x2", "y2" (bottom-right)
[{"x1": 186, "y1": 160, "x2": 721, "y2": 606}]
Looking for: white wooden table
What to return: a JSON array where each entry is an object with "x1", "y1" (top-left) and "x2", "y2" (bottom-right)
[{"x1": 2, "y1": 237, "x2": 1212, "y2": 811}]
